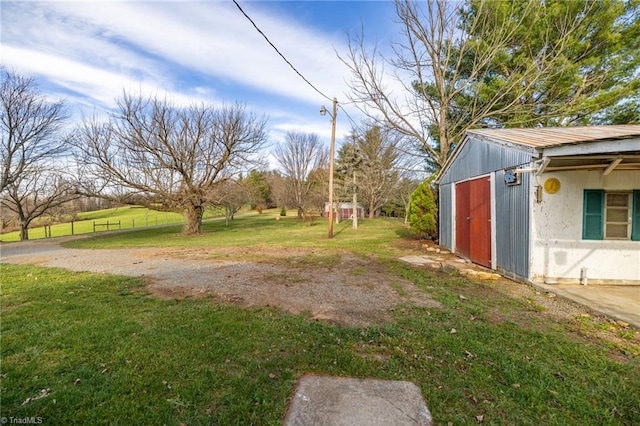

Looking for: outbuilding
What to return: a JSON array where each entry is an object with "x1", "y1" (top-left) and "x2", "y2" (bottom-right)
[
  {"x1": 436, "y1": 125, "x2": 640, "y2": 284},
  {"x1": 324, "y1": 202, "x2": 365, "y2": 220}
]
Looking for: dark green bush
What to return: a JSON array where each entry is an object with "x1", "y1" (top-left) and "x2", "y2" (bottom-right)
[{"x1": 408, "y1": 178, "x2": 437, "y2": 238}]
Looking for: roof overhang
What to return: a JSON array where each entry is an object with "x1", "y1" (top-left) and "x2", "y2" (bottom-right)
[
  {"x1": 540, "y1": 138, "x2": 640, "y2": 157},
  {"x1": 533, "y1": 137, "x2": 640, "y2": 175},
  {"x1": 437, "y1": 128, "x2": 640, "y2": 183}
]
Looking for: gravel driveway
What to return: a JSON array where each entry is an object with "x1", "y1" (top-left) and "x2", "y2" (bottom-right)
[{"x1": 0, "y1": 237, "x2": 441, "y2": 327}]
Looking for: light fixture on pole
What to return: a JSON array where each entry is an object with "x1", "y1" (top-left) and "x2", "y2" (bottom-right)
[{"x1": 320, "y1": 97, "x2": 337, "y2": 239}]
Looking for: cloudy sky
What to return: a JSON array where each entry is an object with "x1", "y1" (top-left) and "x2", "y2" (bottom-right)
[{"x1": 2, "y1": 0, "x2": 399, "y2": 149}]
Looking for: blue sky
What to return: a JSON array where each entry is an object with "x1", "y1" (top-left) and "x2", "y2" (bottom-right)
[{"x1": 2, "y1": 0, "x2": 398, "y2": 148}]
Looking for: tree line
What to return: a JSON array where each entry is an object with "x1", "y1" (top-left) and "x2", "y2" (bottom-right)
[
  {"x1": 2, "y1": 0, "x2": 638, "y2": 240},
  {"x1": 0, "y1": 71, "x2": 418, "y2": 240}
]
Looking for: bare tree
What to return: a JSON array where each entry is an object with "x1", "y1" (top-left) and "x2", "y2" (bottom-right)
[
  {"x1": 265, "y1": 171, "x2": 293, "y2": 213},
  {"x1": 1, "y1": 167, "x2": 77, "y2": 240},
  {"x1": 306, "y1": 166, "x2": 330, "y2": 216},
  {"x1": 394, "y1": 177, "x2": 420, "y2": 224},
  {"x1": 0, "y1": 70, "x2": 77, "y2": 240},
  {"x1": 0, "y1": 205, "x2": 17, "y2": 232},
  {"x1": 1, "y1": 70, "x2": 68, "y2": 192},
  {"x1": 344, "y1": 125, "x2": 403, "y2": 219},
  {"x1": 207, "y1": 178, "x2": 253, "y2": 225},
  {"x1": 71, "y1": 93, "x2": 268, "y2": 234},
  {"x1": 341, "y1": 0, "x2": 609, "y2": 170},
  {"x1": 273, "y1": 132, "x2": 328, "y2": 219},
  {"x1": 334, "y1": 138, "x2": 361, "y2": 216}
]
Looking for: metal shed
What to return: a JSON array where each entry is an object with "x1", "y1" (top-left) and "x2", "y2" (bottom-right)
[{"x1": 437, "y1": 125, "x2": 640, "y2": 284}]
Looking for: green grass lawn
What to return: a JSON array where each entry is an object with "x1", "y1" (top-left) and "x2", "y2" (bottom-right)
[
  {"x1": 1, "y1": 215, "x2": 639, "y2": 425},
  {"x1": 62, "y1": 209, "x2": 406, "y2": 257},
  {"x1": 0, "y1": 205, "x2": 227, "y2": 242}
]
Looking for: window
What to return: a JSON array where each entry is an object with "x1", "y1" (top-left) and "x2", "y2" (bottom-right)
[
  {"x1": 583, "y1": 190, "x2": 639, "y2": 241},
  {"x1": 634, "y1": 190, "x2": 640, "y2": 241},
  {"x1": 605, "y1": 193, "x2": 631, "y2": 239}
]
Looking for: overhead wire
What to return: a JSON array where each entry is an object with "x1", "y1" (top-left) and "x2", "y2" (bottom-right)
[
  {"x1": 337, "y1": 104, "x2": 359, "y2": 130},
  {"x1": 232, "y1": 0, "x2": 333, "y2": 103}
]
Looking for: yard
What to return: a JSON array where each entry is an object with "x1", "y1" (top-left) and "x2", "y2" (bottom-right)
[
  {"x1": 1, "y1": 213, "x2": 638, "y2": 425},
  {"x1": 0, "y1": 205, "x2": 225, "y2": 242}
]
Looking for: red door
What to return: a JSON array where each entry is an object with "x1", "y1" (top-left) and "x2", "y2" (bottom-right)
[
  {"x1": 455, "y1": 181, "x2": 471, "y2": 259},
  {"x1": 455, "y1": 177, "x2": 491, "y2": 268}
]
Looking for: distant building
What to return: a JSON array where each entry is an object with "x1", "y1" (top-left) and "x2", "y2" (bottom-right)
[
  {"x1": 436, "y1": 125, "x2": 640, "y2": 285},
  {"x1": 324, "y1": 202, "x2": 365, "y2": 220}
]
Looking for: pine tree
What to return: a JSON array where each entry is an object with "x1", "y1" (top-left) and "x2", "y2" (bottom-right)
[{"x1": 408, "y1": 179, "x2": 437, "y2": 238}]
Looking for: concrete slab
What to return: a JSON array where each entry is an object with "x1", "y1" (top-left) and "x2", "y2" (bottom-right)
[
  {"x1": 534, "y1": 283, "x2": 640, "y2": 328},
  {"x1": 401, "y1": 251, "x2": 639, "y2": 329},
  {"x1": 399, "y1": 255, "x2": 441, "y2": 267},
  {"x1": 284, "y1": 376, "x2": 432, "y2": 426}
]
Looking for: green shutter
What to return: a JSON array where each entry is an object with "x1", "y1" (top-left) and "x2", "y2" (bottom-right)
[
  {"x1": 633, "y1": 190, "x2": 640, "y2": 241},
  {"x1": 583, "y1": 190, "x2": 604, "y2": 240}
]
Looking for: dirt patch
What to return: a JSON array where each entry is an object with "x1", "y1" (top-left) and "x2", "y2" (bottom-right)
[
  {"x1": 0, "y1": 240, "x2": 441, "y2": 328},
  {"x1": 146, "y1": 249, "x2": 442, "y2": 327},
  {"x1": 3, "y1": 237, "x2": 637, "y2": 351}
]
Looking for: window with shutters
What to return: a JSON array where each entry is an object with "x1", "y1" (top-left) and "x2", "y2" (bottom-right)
[{"x1": 583, "y1": 190, "x2": 639, "y2": 241}]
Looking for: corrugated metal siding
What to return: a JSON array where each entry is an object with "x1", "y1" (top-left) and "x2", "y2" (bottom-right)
[
  {"x1": 438, "y1": 135, "x2": 534, "y2": 280},
  {"x1": 494, "y1": 170, "x2": 530, "y2": 280},
  {"x1": 439, "y1": 126, "x2": 640, "y2": 281},
  {"x1": 439, "y1": 136, "x2": 533, "y2": 185},
  {"x1": 439, "y1": 184, "x2": 452, "y2": 249}
]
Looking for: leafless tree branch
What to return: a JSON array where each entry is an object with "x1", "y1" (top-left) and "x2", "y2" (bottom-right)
[{"x1": 70, "y1": 93, "x2": 268, "y2": 234}]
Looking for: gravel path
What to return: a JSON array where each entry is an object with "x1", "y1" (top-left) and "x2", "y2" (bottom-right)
[
  {"x1": 1, "y1": 236, "x2": 249, "y2": 281},
  {"x1": 0, "y1": 237, "x2": 441, "y2": 327}
]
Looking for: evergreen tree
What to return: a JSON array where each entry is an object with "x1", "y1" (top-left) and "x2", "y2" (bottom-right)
[
  {"x1": 453, "y1": 0, "x2": 640, "y2": 128},
  {"x1": 408, "y1": 178, "x2": 437, "y2": 238},
  {"x1": 344, "y1": 0, "x2": 640, "y2": 171},
  {"x1": 246, "y1": 170, "x2": 273, "y2": 209}
]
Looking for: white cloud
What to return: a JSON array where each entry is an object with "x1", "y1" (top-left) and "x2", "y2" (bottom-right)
[
  {"x1": 2, "y1": 0, "x2": 380, "y2": 157},
  {"x1": 2, "y1": 1, "x2": 350, "y2": 106},
  {"x1": 2, "y1": 45, "x2": 209, "y2": 108}
]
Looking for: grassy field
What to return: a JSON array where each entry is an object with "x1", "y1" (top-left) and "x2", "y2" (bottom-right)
[
  {"x1": 0, "y1": 205, "x2": 225, "y2": 242},
  {"x1": 1, "y1": 214, "x2": 639, "y2": 425},
  {"x1": 62, "y1": 209, "x2": 394, "y2": 255}
]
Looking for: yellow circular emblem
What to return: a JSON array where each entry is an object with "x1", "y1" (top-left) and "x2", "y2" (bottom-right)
[{"x1": 543, "y1": 178, "x2": 561, "y2": 194}]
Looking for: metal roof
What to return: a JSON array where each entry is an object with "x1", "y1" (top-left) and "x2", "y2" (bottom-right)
[
  {"x1": 437, "y1": 125, "x2": 640, "y2": 183},
  {"x1": 467, "y1": 125, "x2": 640, "y2": 148}
]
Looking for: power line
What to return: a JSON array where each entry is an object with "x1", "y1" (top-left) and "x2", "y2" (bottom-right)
[
  {"x1": 232, "y1": 0, "x2": 333, "y2": 102},
  {"x1": 338, "y1": 104, "x2": 358, "y2": 129}
]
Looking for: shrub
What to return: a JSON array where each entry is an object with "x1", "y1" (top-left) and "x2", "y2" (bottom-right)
[{"x1": 408, "y1": 178, "x2": 437, "y2": 238}]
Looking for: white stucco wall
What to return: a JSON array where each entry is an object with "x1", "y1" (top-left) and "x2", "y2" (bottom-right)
[{"x1": 530, "y1": 169, "x2": 640, "y2": 284}]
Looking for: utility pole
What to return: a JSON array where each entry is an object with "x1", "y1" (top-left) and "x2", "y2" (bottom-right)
[
  {"x1": 321, "y1": 97, "x2": 338, "y2": 239},
  {"x1": 352, "y1": 169, "x2": 358, "y2": 229},
  {"x1": 350, "y1": 145, "x2": 361, "y2": 230}
]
